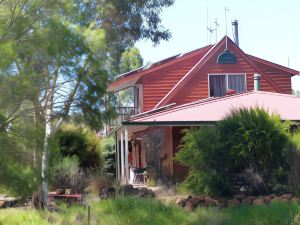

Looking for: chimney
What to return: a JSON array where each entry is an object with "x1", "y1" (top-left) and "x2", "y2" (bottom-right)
[
  {"x1": 254, "y1": 73, "x2": 261, "y2": 91},
  {"x1": 232, "y1": 20, "x2": 239, "y2": 46}
]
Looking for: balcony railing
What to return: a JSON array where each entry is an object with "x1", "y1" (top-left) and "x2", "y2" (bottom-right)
[
  {"x1": 116, "y1": 106, "x2": 140, "y2": 120},
  {"x1": 109, "y1": 106, "x2": 140, "y2": 128}
]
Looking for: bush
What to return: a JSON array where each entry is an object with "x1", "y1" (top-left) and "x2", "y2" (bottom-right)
[
  {"x1": 53, "y1": 124, "x2": 103, "y2": 168},
  {"x1": 103, "y1": 137, "x2": 115, "y2": 178},
  {"x1": 88, "y1": 168, "x2": 114, "y2": 195},
  {"x1": 288, "y1": 131, "x2": 300, "y2": 192},
  {"x1": 51, "y1": 156, "x2": 87, "y2": 194},
  {"x1": 176, "y1": 107, "x2": 291, "y2": 196}
]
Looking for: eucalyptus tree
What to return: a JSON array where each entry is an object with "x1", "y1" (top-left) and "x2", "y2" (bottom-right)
[{"x1": 0, "y1": 0, "x2": 174, "y2": 205}]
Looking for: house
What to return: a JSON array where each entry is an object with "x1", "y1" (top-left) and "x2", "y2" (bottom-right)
[{"x1": 108, "y1": 33, "x2": 299, "y2": 184}]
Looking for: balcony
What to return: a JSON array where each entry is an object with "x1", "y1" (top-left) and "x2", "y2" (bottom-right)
[{"x1": 109, "y1": 106, "x2": 140, "y2": 128}]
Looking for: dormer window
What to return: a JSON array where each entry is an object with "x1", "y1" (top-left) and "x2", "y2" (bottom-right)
[{"x1": 209, "y1": 74, "x2": 246, "y2": 97}]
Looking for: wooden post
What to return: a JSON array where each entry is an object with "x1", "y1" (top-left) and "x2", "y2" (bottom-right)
[
  {"x1": 120, "y1": 130, "x2": 125, "y2": 184},
  {"x1": 125, "y1": 127, "x2": 129, "y2": 184},
  {"x1": 115, "y1": 132, "x2": 120, "y2": 180},
  {"x1": 87, "y1": 205, "x2": 91, "y2": 225}
]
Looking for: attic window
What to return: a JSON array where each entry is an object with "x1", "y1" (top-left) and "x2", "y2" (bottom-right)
[
  {"x1": 209, "y1": 74, "x2": 246, "y2": 97},
  {"x1": 217, "y1": 50, "x2": 237, "y2": 64}
]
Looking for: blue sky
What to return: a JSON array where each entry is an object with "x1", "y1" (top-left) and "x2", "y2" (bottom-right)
[{"x1": 136, "y1": 0, "x2": 300, "y2": 90}]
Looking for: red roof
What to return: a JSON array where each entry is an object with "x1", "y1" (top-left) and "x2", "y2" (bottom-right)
[
  {"x1": 154, "y1": 37, "x2": 299, "y2": 108},
  {"x1": 108, "y1": 37, "x2": 299, "y2": 94},
  {"x1": 124, "y1": 91, "x2": 300, "y2": 125},
  {"x1": 108, "y1": 45, "x2": 213, "y2": 92}
]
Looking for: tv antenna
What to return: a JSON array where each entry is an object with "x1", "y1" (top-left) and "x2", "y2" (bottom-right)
[
  {"x1": 206, "y1": 8, "x2": 215, "y2": 44},
  {"x1": 225, "y1": 7, "x2": 230, "y2": 49},
  {"x1": 214, "y1": 18, "x2": 220, "y2": 43}
]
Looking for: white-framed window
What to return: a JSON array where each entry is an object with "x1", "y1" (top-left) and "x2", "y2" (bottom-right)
[{"x1": 208, "y1": 73, "x2": 247, "y2": 97}]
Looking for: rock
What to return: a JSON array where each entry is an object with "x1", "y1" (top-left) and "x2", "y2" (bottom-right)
[
  {"x1": 253, "y1": 198, "x2": 265, "y2": 206},
  {"x1": 0, "y1": 200, "x2": 5, "y2": 208},
  {"x1": 271, "y1": 197, "x2": 289, "y2": 203},
  {"x1": 281, "y1": 194, "x2": 293, "y2": 199},
  {"x1": 184, "y1": 200, "x2": 194, "y2": 212},
  {"x1": 137, "y1": 188, "x2": 155, "y2": 198},
  {"x1": 291, "y1": 197, "x2": 299, "y2": 204},
  {"x1": 100, "y1": 187, "x2": 116, "y2": 199},
  {"x1": 122, "y1": 185, "x2": 136, "y2": 195},
  {"x1": 270, "y1": 197, "x2": 280, "y2": 203},
  {"x1": 227, "y1": 199, "x2": 240, "y2": 207},
  {"x1": 279, "y1": 197, "x2": 290, "y2": 203},
  {"x1": 242, "y1": 196, "x2": 255, "y2": 205},
  {"x1": 189, "y1": 197, "x2": 201, "y2": 207},
  {"x1": 204, "y1": 196, "x2": 218, "y2": 207},
  {"x1": 216, "y1": 197, "x2": 227, "y2": 208},
  {"x1": 177, "y1": 197, "x2": 190, "y2": 207},
  {"x1": 263, "y1": 196, "x2": 272, "y2": 204},
  {"x1": 194, "y1": 195, "x2": 205, "y2": 202},
  {"x1": 175, "y1": 198, "x2": 184, "y2": 206},
  {"x1": 234, "y1": 194, "x2": 246, "y2": 200}
]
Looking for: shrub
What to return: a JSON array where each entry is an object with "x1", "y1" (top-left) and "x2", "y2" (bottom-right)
[
  {"x1": 176, "y1": 107, "x2": 291, "y2": 196},
  {"x1": 53, "y1": 124, "x2": 103, "y2": 168},
  {"x1": 175, "y1": 126, "x2": 230, "y2": 195},
  {"x1": 218, "y1": 107, "x2": 290, "y2": 180},
  {"x1": 288, "y1": 131, "x2": 300, "y2": 192},
  {"x1": 103, "y1": 137, "x2": 115, "y2": 178},
  {"x1": 88, "y1": 168, "x2": 114, "y2": 195},
  {"x1": 51, "y1": 156, "x2": 87, "y2": 194}
]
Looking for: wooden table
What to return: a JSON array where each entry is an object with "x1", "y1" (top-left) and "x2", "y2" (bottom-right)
[{"x1": 48, "y1": 192, "x2": 82, "y2": 204}]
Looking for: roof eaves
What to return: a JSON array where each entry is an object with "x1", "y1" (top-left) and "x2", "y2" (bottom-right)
[
  {"x1": 122, "y1": 120, "x2": 216, "y2": 126},
  {"x1": 246, "y1": 54, "x2": 299, "y2": 75}
]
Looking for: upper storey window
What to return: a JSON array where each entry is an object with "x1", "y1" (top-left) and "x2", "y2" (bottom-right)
[{"x1": 209, "y1": 74, "x2": 246, "y2": 97}]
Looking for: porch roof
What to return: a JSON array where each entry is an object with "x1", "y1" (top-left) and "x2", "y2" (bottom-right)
[{"x1": 122, "y1": 91, "x2": 300, "y2": 126}]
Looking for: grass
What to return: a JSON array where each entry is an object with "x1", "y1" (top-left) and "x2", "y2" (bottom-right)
[{"x1": 0, "y1": 197, "x2": 300, "y2": 225}]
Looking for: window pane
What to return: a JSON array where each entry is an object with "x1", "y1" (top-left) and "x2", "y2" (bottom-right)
[
  {"x1": 228, "y1": 74, "x2": 246, "y2": 93},
  {"x1": 209, "y1": 75, "x2": 226, "y2": 97}
]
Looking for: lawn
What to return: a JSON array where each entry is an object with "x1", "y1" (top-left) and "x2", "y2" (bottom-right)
[{"x1": 0, "y1": 197, "x2": 300, "y2": 225}]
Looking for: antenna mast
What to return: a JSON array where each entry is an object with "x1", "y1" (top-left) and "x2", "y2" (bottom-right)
[
  {"x1": 206, "y1": 7, "x2": 209, "y2": 44},
  {"x1": 206, "y1": 9, "x2": 215, "y2": 44},
  {"x1": 214, "y1": 18, "x2": 220, "y2": 43},
  {"x1": 225, "y1": 7, "x2": 230, "y2": 50}
]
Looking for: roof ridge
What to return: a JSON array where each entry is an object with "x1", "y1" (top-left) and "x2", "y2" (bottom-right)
[
  {"x1": 114, "y1": 44, "x2": 213, "y2": 81},
  {"x1": 154, "y1": 36, "x2": 228, "y2": 109}
]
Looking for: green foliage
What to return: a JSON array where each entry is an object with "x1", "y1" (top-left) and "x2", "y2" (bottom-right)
[
  {"x1": 0, "y1": 0, "x2": 174, "y2": 201},
  {"x1": 176, "y1": 107, "x2": 291, "y2": 196},
  {"x1": 0, "y1": 199, "x2": 300, "y2": 225},
  {"x1": 51, "y1": 156, "x2": 87, "y2": 194},
  {"x1": 0, "y1": 163, "x2": 39, "y2": 200},
  {"x1": 103, "y1": 137, "x2": 116, "y2": 178},
  {"x1": 219, "y1": 107, "x2": 290, "y2": 174},
  {"x1": 176, "y1": 126, "x2": 229, "y2": 195},
  {"x1": 120, "y1": 48, "x2": 143, "y2": 74},
  {"x1": 52, "y1": 124, "x2": 103, "y2": 168}
]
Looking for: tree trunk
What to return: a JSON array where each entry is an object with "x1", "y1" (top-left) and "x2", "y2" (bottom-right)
[{"x1": 41, "y1": 109, "x2": 52, "y2": 207}]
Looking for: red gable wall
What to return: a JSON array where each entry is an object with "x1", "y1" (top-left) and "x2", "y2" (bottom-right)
[
  {"x1": 158, "y1": 40, "x2": 292, "y2": 106},
  {"x1": 141, "y1": 47, "x2": 211, "y2": 111},
  {"x1": 110, "y1": 37, "x2": 296, "y2": 112}
]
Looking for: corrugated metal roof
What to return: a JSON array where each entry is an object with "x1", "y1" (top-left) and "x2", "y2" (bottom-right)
[
  {"x1": 124, "y1": 91, "x2": 300, "y2": 125},
  {"x1": 108, "y1": 45, "x2": 213, "y2": 92}
]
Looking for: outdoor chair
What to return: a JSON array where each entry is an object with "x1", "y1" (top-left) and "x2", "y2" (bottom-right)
[{"x1": 130, "y1": 166, "x2": 149, "y2": 184}]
